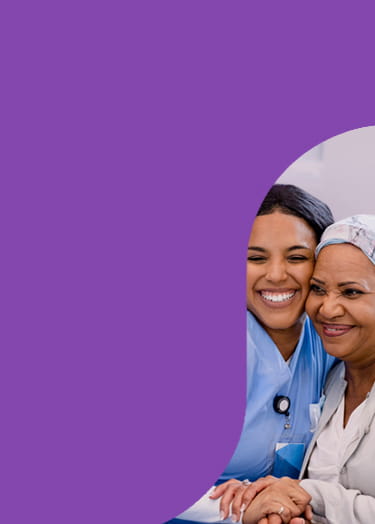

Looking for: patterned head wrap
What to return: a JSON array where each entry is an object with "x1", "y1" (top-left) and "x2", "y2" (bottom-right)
[{"x1": 316, "y1": 215, "x2": 375, "y2": 265}]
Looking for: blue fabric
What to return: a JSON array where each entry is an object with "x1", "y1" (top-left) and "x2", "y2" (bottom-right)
[
  {"x1": 165, "y1": 520, "x2": 198, "y2": 524},
  {"x1": 165, "y1": 312, "x2": 335, "y2": 523},
  {"x1": 218, "y1": 311, "x2": 335, "y2": 482}
]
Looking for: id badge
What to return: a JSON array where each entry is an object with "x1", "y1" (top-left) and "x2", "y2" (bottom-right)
[
  {"x1": 309, "y1": 394, "x2": 326, "y2": 432},
  {"x1": 272, "y1": 442, "x2": 305, "y2": 478}
]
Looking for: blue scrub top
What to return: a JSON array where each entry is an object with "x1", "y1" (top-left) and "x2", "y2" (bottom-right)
[
  {"x1": 218, "y1": 311, "x2": 335, "y2": 482},
  {"x1": 165, "y1": 312, "x2": 335, "y2": 524}
]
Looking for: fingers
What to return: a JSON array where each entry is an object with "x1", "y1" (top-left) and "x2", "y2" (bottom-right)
[
  {"x1": 264, "y1": 500, "x2": 300, "y2": 524},
  {"x1": 241, "y1": 476, "x2": 277, "y2": 508},
  {"x1": 210, "y1": 476, "x2": 309, "y2": 524},
  {"x1": 214, "y1": 480, "x2": 243, "y2": 521},
  {"x1": 231, "y1": 476, "x2": 274, "y2": 522},
  {"x1": 230, "y1": 476, "x2": 277, "y2": 523},
  {"x1": 304, "y1": 504, "x2": 313, "y2": 521},
  {"x1": 257, "y1": 517, "x2": 306, "y2": 524},
  {"x1": 267, "y1": 515, "x2": 283, "y2": 524},
  {"x1": 272, "y1": 478, "x2": 311, "y2": 516},
  {"x1": 279, "y1": 501, "x2": 305, "y2": 524},
  {"x1": 257, "y1": 514, "x2": 306, "y2": 524},
  {"x1": 210, "y1": 479, "x2": 242, "y2": 519},
  {"x1": 243, "y1": 482, "x2": 309, "y2": 524},
  {"x1": 210, "y1": 479, "x2": 242, "y2": 500},
  {"x1": 243, "y1": 497, "x2": 301, "y2": 524},
  {"x1": 230, "y1": 484, "x2": 248, "y2": 522}
]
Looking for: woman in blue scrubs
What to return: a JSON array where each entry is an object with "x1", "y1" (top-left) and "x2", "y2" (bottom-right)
[{"x1": 170, "y1": 184, "x2": 335, "y2": 524}]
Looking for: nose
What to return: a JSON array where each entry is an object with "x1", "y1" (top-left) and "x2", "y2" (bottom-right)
[
  {"x1": 265, "y1": 259, "x2": 288, "y2": 283},
  {"x1": 318, "y1": 293, "x2": 345, "y2": 319}
]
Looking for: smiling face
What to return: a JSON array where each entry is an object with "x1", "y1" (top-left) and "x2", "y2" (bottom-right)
[
  {"x1": 306, "y1": 244, "x2": 375, "y2": 366},
  {"x1": 247, "y1": 211, "x2": 316, "y2": 339}
]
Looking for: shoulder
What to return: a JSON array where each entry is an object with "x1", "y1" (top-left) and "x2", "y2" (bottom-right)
[
  {"x1": 246, "y1": 310, "x2": 265, "y2": 346},
  {"x1": 247, "y1": 310, "x2": 259, "y2": 329},
  {"x1": 246, "y1": 311, "x2": 262, "y2": 362}
]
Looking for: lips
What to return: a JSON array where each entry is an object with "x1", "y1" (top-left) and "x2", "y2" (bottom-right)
[
  {"x1": 321, "y1": 323, "x2": 354, "y2": 337},
  {"x1": 258, "y1": 289, "x2": 297, "y2": 305}
]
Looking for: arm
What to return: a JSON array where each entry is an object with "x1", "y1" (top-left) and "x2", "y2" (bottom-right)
[{"x1": 300, "y1": 478, "x2": 375, "y2": 523}]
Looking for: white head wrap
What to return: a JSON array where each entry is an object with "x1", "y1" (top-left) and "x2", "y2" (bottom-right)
[{"x1": 316, "y1": 215, "x2": 375, "y2": 265}]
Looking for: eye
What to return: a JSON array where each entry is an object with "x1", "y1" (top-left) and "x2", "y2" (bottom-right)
[
  {"x1": 287, "y1": 255, "x2": 309, "y2": 263},
  {"x1": 341, "y1": 288, "x2": 364, "y2": 298},
  {"x1": 247, "y1": 256, "x2": 267, "y2": 263},
  {"x1": 310, "y1": 283, "x2": 325, "y2": 295}
]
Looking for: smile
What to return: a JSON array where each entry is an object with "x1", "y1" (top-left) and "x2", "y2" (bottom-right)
[
  {"x1": 259, "y1": 290, "x2": 296, "y2": 303},
  {"x1": 322, "y1": 324, "x2": 354, "y2": 337}
]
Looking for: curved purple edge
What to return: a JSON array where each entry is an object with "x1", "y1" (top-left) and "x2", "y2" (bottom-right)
[{"x1": 2, "y1": 2, "x2": 375, "y2": 523}]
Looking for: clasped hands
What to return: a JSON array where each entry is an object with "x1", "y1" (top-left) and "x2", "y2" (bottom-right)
[{"x1": 210, "y1": 476, "x2": 312, "y2": 524}]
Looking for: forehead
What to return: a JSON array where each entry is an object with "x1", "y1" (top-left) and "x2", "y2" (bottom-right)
[
  {"x1": 249, "y1": 212, "x2": 316, "y2": 247},
  {"x1": 314, "y1": 244, "x2": 375, "y2": 282}
]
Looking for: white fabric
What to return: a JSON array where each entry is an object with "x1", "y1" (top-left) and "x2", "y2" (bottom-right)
[
  {"x1": 307, "y1": 396, "x2": 368, "y2": 484},
  {"x1": 299, "y1": 362, "x2": 375, "y2": 524},
  {"x1": 177, "y1": 487, "x2": 237, "y2": 523}
]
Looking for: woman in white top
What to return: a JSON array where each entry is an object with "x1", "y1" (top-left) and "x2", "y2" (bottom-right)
[{"x1": 238, "y1": 215, "x2": 375, "y2": 524}]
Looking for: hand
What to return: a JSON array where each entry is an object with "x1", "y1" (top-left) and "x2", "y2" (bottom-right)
[
  {"x1": 209, "y1": 476, "x2": 278, "y2": 522},
  {"x1": 242, "y1": 477, "x2": 311, "y2": 524},
  {"x1": 257, "y1": 510, "x2": 312, "y2": 524},
  {"x1": 257, "y1": 516, "x2": 312, "y2": 524}
]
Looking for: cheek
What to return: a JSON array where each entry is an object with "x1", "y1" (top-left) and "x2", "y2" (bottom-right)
[
  {"x1": 361, "y1": 306, "x2": 375, "y2": 332},
  {"x1": 297, "y1": 266, "x2": 314, "y2": 294},
  {"x1": 305, "y1": 294, "x2": 319, "y2": 318},
  {"x1": 246, "y1": 267, "x2": 257, "y2": 291}
]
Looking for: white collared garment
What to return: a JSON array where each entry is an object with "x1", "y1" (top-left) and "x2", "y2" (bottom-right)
[
  {"x1": 307, "y1": 395, "x2": 368, "y2": 483},
  {"x1": 299, "y1": 363, "x2": 375, "y2": 523}
]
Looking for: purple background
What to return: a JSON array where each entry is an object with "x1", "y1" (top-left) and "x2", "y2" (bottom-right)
[{"x1": 1, "y1": 2, "x2": 375, "y2": 523}]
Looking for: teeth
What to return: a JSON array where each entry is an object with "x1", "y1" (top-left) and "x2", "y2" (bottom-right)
[
  {"x1": 325, "y1": 326, "x2": 349, "y2": 332},
  {"x1": 261, "y1": 291, "x2": 295, "y2": 303}
]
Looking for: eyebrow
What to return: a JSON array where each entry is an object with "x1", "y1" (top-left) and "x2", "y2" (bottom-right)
[
  {"x1": 311, "y1": 276, "x2": 361, "y2": 287},
  {"x1": 248, "y1": 245, "x2": 312, "y2": 252},
  {"x1": 287, "y1": 245, "x2": 313, "y2": 252}
]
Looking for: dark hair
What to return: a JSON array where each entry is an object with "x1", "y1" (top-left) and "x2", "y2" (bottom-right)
[{"x1": 257, "y1": 184, "x2": 334, "y2": 242}]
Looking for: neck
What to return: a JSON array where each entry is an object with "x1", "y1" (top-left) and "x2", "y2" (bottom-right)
[
  {"x1": 343, "y1": 360, "x2": 375, "y2": 427},
  {"x1": 264, "y1": 320, "x2": 304, "y2": 361},
  {"x1": 345, "y1": 360, "x2": 375, "y2": 396}
]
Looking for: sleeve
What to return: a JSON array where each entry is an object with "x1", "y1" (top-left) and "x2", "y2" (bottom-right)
[{"x1": 300, "y1": 478, "x2": 375, "y2": 523}]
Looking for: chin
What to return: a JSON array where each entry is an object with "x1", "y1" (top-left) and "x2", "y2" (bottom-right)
[
  {"x1": 263, "y1": 310, "x2": 302, "y2": 328},
  {"x1": 258, "y1": 315, "x2": 302, "y2": 332},
  {"x1": 251, "y1": 298, "x2": 304, "y2": 325},
  {"x1": 268, "y1": 322, "x2": 299, "y2": 331},
  {"x1": 316, "y1": 336, "x2": 345, "y2": 357}
]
